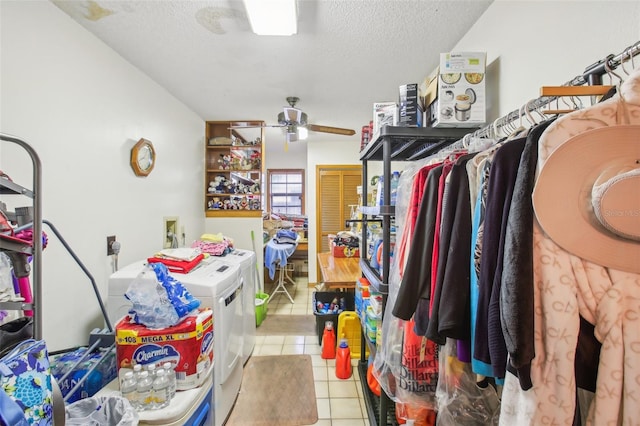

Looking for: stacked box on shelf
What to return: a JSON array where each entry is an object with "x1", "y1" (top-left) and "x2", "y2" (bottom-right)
[
  {"x1": 313, "y1": 291, "x2": 355, "y2": 346},
  {"x1": 365, "y1": 305, "x2": 381, "y2": 344},
  {"x1": 354, "y1": 277, "x2": 370, "y2": 320}
]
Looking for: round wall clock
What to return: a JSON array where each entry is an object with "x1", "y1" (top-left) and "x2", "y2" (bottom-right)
[{"x1": 130, "y1": 138, "x2": 155, "y2": 177}]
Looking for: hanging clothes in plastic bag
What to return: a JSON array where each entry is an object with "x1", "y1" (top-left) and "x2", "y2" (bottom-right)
[
  {"x1": 372, "y1": 157, "x2": 440, "y2": 411},
  {"x1": 435, "y1": 339, "x2": 500, "y2": 425}
]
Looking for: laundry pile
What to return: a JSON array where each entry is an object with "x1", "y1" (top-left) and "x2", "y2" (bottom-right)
[
  {"x1": 191, "y1": 233, "x2": 234, "y2": 256},
  {"x1": 273, "y1": 229, "x2": 298, "y2": 244},
  {"x1": 148, "y1": 248, "x2": 204, "y2": 274}
]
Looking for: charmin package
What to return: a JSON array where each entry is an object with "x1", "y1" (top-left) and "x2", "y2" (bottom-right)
[
  {"x1": 423, "y1": 52, "x2": 487, "y2": 127},
  {"x1": 115, "y1": 308, "x2": 213, "y2": 391}
]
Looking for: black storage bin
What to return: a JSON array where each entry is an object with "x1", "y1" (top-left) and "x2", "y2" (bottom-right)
[{"x1": 312, "y1": 291, "x2": 355, "y2": 346}]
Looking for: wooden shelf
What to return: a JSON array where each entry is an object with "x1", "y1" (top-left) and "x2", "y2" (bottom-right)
[
  {"x1": 205, "y1": 210, "x2": 262, "y2": 218},
  {"x1": 205, "y1": 121, "x2": 265, "y2": 215}
]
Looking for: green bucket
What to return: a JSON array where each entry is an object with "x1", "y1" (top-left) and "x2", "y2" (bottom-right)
[{"x1": 255, "y1": 293, "x2": 269, "y2": 327}]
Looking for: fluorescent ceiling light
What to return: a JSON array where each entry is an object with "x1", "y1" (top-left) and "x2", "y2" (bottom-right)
[{"x1": 243, "y1": 0, "x2": 298, "y2": 36}]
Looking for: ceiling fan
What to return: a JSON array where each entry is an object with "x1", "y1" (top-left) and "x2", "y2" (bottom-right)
[{"x1": 230, "y1": 97, "x2": 356, "y2": 144}]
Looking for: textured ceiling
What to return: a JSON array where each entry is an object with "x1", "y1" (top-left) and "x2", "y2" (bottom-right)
[{"x1": 52, "y1": 0, "x2": 493, "y2": 153}]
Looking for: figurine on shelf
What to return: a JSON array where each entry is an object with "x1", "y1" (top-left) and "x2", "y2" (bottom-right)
[
  {"x1": 211, "y1": 197, "x2": 222, "y2": 209},
  {"x1": 250, "y1": 151, "x2": 261, "y2": 169},
  {"x1": 248, "y1": 181, "x2": 260, "y2": 194},
  {"x1": 224, "y1": 179, "x2": 235, "y2": 194},
  {"x1": 239, "y1": 196, "x2": 249, "y2": 210},
  {"x1": 218, "y1": 154, "x2": 231, "y2": 170},
  {"x1": 250, "y1": 198, "x2": 261, "y2": 210},
  {"x1": 241, "y1": 158, "x2": 252, "y2": 170},
  {"x1": 214, "y1": 175, "x2": 227, "y2": 192},
  {"x1": 231, "y1": 156, "x2": 242, "y2": 170}
]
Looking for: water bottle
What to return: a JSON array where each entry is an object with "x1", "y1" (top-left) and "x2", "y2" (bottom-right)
[
  {"x1": 136, "y1": 371, "x2": 154, "y2": 410},
  {"x1": 152, "y1": 369, "x2": 171, "y2": 409},
  {"x1": 120, "y1": 371, "x2": 138, "y2": 410},
  {"x1": 163, "y1": 362, "x2": 176, "y2": 400},
  {"x1": 133, "y1": 363, "x2": 143, "y2": 381},
  {"x1": 335, "y1": 337, "x2": 352, "y2": 379},
  {"x1": 146, "y1": 363, "x2": 156, "y2": 380},
  {"x1": 390, "y1": 171, "x2": 400, "y2": 206}
]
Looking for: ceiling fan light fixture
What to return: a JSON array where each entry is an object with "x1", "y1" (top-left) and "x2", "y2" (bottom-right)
[
  {"x1": 243, "y1": 0, "x2": 298, "y2": 36},
  {"x1": 298, "y1": 126, "x2": 308, "y2": 140},
  {"x1": 278, "y1": 108, "x2": 307, "y2": 125}
]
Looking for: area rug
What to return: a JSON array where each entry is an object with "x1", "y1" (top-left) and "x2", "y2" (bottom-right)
[
  {"x1": 256, "y1": 314, "x2": 317, "y2": 336},
  {"x1": 225, "y1": 354, "x2": 318, "y2": 426}
]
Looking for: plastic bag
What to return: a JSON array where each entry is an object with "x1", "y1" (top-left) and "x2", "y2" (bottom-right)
[
  {"x1": 65, "y1": 395, "x2": 138, "y2": 425},
  {"x1": 435, "y1": 339, "x2": 500, "y2": 425},
  {"x1": 125, "y1": 263, "x2": 200, "y2": 329},
  {"x1": 372, "y1": 160, "x2": 440, "y2": 410}
]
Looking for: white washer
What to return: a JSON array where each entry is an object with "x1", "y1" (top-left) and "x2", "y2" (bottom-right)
[
  {"x1": 218, "y1": 248, "x2": 257, "y2": 365},
  {"x1": 107, "y1": 258, "x2": 244, "y2": 426}
]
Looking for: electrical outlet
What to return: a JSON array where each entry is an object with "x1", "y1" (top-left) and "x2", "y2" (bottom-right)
[{"x1": 107, "y1": 235, "x2": 116, "y2": 256}]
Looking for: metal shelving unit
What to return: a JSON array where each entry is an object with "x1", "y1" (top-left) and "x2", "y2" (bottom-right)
[
  {"x1": 357, "y1": 125, "x2": 472, "y2": 426},
  {"x1": 0, "y1": 133, "x2": 43, "y2": 339}
]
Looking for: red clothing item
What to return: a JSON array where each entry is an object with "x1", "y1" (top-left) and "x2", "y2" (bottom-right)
[
  {"x1": 398, "y1": 164, "x2": 438, "y2": 277},
  {"x1": 429, "y1": 159, "x2": 456, "y2": 314},
  {"x1": 147, "y1": 254, "x2": 204, "y2": 274}
]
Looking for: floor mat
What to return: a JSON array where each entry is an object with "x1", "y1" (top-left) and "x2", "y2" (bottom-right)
[
  {"x1": 226, "y1": 355, "x2": 318, "y2": 426},
  {"x1": 256, "y1": 314, "x2": 317, "y2": 336}
]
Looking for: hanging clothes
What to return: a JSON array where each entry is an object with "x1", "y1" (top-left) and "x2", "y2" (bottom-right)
[
  {"x1": 425, "y1": 153, "x2": 476, "y2": 347},
  {"x1": 393, "y1": 164, "x2": 444, "y2": 321},
  {"x1": 474, "y1": 136, "x2": 527, "y2": 379},
  {"x1": 499, "y1": 117, "x2": 555, "y2": 390},
  {"x1": 499, "y1": 67, "x2": 640, "y2": 426}
]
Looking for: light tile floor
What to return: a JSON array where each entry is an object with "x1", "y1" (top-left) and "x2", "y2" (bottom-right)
[{"x1": 255, "y1": 276, "x2": 370, "y2": 425}]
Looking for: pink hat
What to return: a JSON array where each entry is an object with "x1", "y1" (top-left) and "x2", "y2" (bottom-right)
[{"x1": 533, "y1": 125, "x2": 640, "y2": 273}]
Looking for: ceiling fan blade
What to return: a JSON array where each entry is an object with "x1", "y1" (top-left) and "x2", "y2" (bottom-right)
[
  {"x1": 307, "y1": 124, "x2": 356, "y2": 136},
  {"x1": 227, "y1": 124, "x2": 283, "y2": 129}
]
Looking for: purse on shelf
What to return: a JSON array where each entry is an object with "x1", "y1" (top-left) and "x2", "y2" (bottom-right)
[
  {"x1": 0, "y1": 316, "x2": 34, "y2": 358},
  {"x1": 0, "y1": 338, "x2": 53, "y2": 425}
]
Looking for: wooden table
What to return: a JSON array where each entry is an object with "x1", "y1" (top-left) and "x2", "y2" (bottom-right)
[{"x1": 317, "y1": 252, "x2": 360, "y2": 289}]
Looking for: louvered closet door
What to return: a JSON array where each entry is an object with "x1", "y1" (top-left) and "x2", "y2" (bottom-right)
[{"x1": 316, "y1": 165, "x2": 362, "y2": 253}]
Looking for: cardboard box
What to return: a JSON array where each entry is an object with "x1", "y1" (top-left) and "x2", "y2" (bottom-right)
[
  {"x1": 331, "y1": 242, "x2": 360, "y2": 258},
  {"x1": 425, "y1": 52, "x2": 486, "y2": 127},
  {"x1": 373, "y1": 102, "x2": 398, "y2": 135},
  {"x1": 115, "y1": 308, "x2": 213, "y2": 391},
  {"x1": 398, "y1": 83, "x2": 423, "y2": 127}
]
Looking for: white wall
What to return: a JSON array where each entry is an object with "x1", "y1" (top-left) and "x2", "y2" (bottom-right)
[
  {"x1": 453, "y1": 1, "x2": 640, "y2": 122},
  {"x1": 1, "y1": 1, "x2": 204, "y2": 351},
  {"x1": 306, "y1": 139, "x2": 361, "y2": 283}
]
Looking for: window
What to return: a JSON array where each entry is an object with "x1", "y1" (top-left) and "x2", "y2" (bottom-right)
[{"x1": 267, "y1": 169, "x2": 304, "y2": 215}]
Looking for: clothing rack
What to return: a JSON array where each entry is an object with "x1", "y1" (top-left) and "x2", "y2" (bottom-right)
[{"x1": 465, "y1": 41, "x2": 640, "y2": 142}]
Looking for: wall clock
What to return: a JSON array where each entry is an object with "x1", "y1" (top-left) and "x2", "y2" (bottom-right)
[{"x1": 130, "y1": 138, "x2": 155, "y2": 177}]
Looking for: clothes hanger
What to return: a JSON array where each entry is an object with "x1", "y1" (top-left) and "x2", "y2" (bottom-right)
[{"x1": 506, "y1": 105, "x2": 528, "y2": 139}]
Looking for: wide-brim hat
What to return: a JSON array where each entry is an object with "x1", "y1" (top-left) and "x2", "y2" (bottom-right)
[{"x1": 533, "y1": 125, "x2": 640, "y2": 273}]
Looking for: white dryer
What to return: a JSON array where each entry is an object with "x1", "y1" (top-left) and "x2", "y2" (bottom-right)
[
  {"x1": 218, "y1": 248, "x2": 257, "y2": 365},
  {"x1": 107, "y1": 258, "x2": 244, "y2": 426}
]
